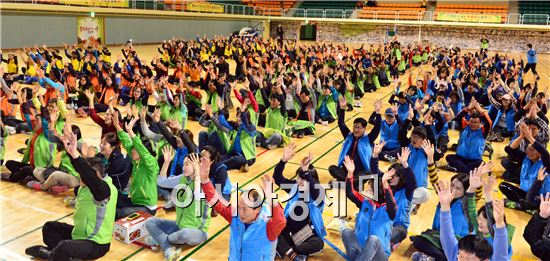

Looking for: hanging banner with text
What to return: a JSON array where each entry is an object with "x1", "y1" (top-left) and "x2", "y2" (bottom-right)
[
  {"x1": 77, "y1": 17, "x2": 105, "y2": 45},
  {"x1": 186, "y1": 2, "x2": 224, "y2": 13},
  {"x1": 436, "y1": 12, "x2": 502, "y2": 23},
  {"x1": 339, "y1": 24, "x2": 376, "y2": 37},
  {"x1": 60, "y1": 0, "x2": 128, "y2": 8}
]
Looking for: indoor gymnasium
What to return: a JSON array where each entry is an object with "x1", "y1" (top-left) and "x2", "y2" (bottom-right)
[{"x1": 0, "y1": 0, "x2": 549, "y2": 260}]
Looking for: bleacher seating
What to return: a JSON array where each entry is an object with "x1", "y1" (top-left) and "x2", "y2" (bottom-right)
[
  {"x1": 434, "y1": 3, "x2": 508, "y2": 23},
  {"x1": 358, "y1": 1, "x2": 425, "y2": 20},
  {"x1": 241, "y1": 0, "x2": 295, "y2": 16},
  {"x1": 519, "y1": 1, "x2": 550, "y2": 25},
  {"x1": 296, "y1": 1, "x2": 358, "y2": 17}
]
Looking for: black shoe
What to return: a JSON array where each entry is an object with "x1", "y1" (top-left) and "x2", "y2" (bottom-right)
[
  {"x1": 25, "y1": 245, "x2": 51, "y2": 259},
  {"x1": 1, "y1": 173, "x2": 11, "y2": 181}
]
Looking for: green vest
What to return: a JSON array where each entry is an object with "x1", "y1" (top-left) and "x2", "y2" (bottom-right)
[
  {"x1": 247, "y1": 106, "x2": 259, "y2": 126},
  {"x1": 34, "y1": 134, "x2": 56, "y2": 168},
  {"x1": 265, "y1": 107, "x2": 286, "y2": 132},
  {"x1": 166, "y1": 106, "x2": 188, "y2": 130},
  {"x1": 208, "y1": 91, "x2": 220, "y2": 113},
  {"x1": 316, "y1": 95, "x2": 338, "y2": 120},
  {"x1": 59, "y1": 152, "x2": 79, "y2": 177},
  {"x1": 356, "y1": 75, "x2": 365, "y2": 94},
  {"x1": 207, "y1": 124, "x2": 231, "y2": 153},
  {"x1": 393, "y1": 48, "x2": 402, "y2": 61},
  {"x1": 230, "y1": 129, "x2": 256, "y2": 160},
  {"x1": 34, "y1": 120, "x2": 65, "y2": 168},
  {"x1": 421, "y1": 52, "x2": 429, "y2": 62},
  {"x1": 345, "y1": 89, "x2": 354, "y2": 107},
  {"x1": 373, "y1": 74, "x2": 381, "y2": 89},
  {"x1": 412, "y1": 54, "x2": 422, "y2": 64},
  {"x1": 259, "y1": 128, "x2": 291, "y2": 145},
  {"x1": 254, "y1": 90, "x2": 265, "y2": 107},
  {"x1": 398, "y1": 59, "x2": 406, "y2": 72},
  {"x1": 72, "y1": 176, "x2": 118, "y2": 244},
  {"x1": 159, "y1": 103, "x2": 172, "y2": 123},
  {"x1": 175, "y1": 176, "x2": 211, "y2": 232}
]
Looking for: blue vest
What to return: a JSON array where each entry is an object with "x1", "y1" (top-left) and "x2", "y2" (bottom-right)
[
  {"x1": 456, "y1": 127, "x2": 485, "y2": 160},
  {"x1": 432, "y1": 199, "x2": 470, "y2": 237},
  {"x1": 408, "y1": 145, "x2": 428, "y2": 188},
  {"x1": 283, "y1": 185, "x2": 326, "y2": 238},
  {"x1": 381, "y1": 121, "x2": 399, "y2": 150},
  {"x1": 492, "y1": 108, "x2": 515, "y2": 132},
  {"x1": 170, "y1": 147, "x2": 188, "y2": 177},
  {"x1": 519, "y1": 157, "x2": 543, "y2": 192},
  {"x1": 355, "y1": 200, "x2": 392, "y2": 257},
  {"x1": 393, "y1": 189, "x2": 412, "y2": 229},
  {"x1": 338, "y1": 134, "x2": 372, "y2": 172},
  {"x1": 229, "y1": 205, "x2": 277, "y2": 261}
]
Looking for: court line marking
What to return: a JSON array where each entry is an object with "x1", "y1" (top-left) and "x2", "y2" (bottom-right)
[
  {"x1": 0, "y1": 195, "x2": 57, "y2": 216},
  {"x1": 0, "y1": 212, "x2": 73, "y2": 246},
  {"x1": 0, "y1": 246, "x2": 30, "y2": 261}
]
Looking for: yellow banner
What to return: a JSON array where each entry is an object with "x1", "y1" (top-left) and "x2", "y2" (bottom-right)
[
  {"x1": 339, "y1": 24, "x2": 375, "y2": 37},
  {"x1": 60, "y1": 0, "x2": 128, "y2": 8},
  {"x1": 186, "y1": 2, "x2": 224, "y2": 13},
  {"x1": 437, "y1": 12, "x2": 501, "y2": 23}
]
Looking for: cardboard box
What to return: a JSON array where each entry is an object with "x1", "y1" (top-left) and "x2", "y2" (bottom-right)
[{"x1": 113, "y1": 211, "x2": 153, "y2": 244}]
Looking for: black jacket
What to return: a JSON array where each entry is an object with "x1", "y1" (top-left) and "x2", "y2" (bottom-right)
[{"x1": 524, "y1": 213, "x2": 550, "y2": 260}]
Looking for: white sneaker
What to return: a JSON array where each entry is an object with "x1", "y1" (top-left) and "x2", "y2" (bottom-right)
[
  {"x1": 163, "y1": 199, "x2": 175, "y2": 210},
  {"x1": 143, "y1": 236, "x2": 160, "y2": 252},
  {"x1": 6, "y1": 126, "x2": 16, "y2": 135},
  {"x1": 164, "y1": 247, "x2": 182, "y2": 261}
]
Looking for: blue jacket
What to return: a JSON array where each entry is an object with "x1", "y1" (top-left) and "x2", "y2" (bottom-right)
[
  {"x1": 456, "y1": 126, "x2": 485, "y2": 160},
  {"x1": 229, "y1": 205, "x2": 277, "y2": 261}
]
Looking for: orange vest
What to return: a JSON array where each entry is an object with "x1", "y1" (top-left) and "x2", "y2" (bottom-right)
[{"x1": 0, "y1": 95, "x2": 16, "y2": 117}]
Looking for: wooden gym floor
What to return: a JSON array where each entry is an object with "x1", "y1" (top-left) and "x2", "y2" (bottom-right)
[{"x1": 1, "y1": 44, "x2": 548, "y2": 260}]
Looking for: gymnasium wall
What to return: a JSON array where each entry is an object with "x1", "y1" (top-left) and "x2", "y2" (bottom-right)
[
  {"x1": 272, "y1": 21, "x2": 550, "y2": 53},
  {"x1": 0, "y1": 12, "x2": 259, "y2": 49}
]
